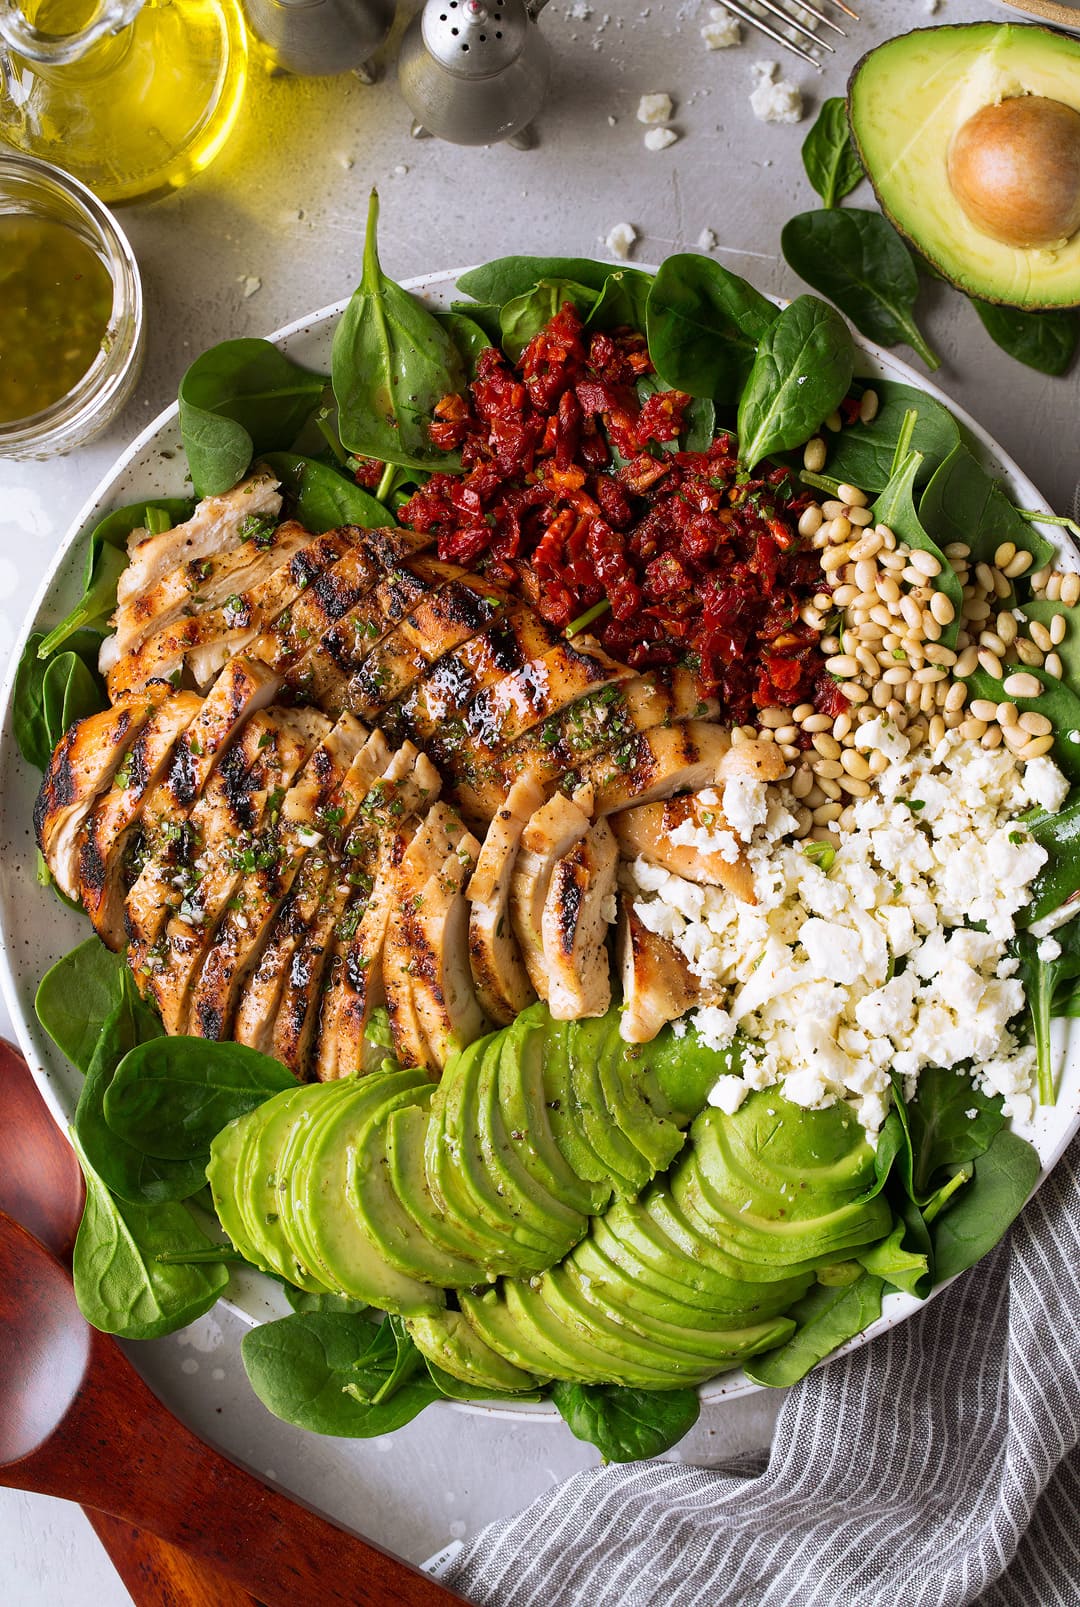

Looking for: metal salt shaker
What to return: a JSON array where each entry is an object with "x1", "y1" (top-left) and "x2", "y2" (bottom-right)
[
  {"x1": 241, "y1": 0, "x2": 395, "y2": 79},
  {"x1": 397, "y1": 0, "x2": 551, "y2": 149}
]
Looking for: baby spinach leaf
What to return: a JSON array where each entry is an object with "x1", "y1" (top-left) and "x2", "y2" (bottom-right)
[
  {"x1": 14, "y1": 626, "x2": 107, "y2": 771},
  {"x1": 550, "y1": 1381, "x2": 700, "y2": 1463},
  {"x1": 332, "y1": 191, "x2": 466, "y2": 473},
  {"x1": 35, "y1": 938, "x2": 130, "y2": 1074},
  {"x1": 808, "y1": 380, "x2": 960, "y2": 496},
  {"x1": 241, "y1": 1311, "x2": 441, "y2": 1437},
  {"x1": 435, "y1": 310, "x2": 493, "y2": 379},
  {"x1": 744, "y1": 1274, "x2": 883, "y2": 1388},
  {"x1": 801, "y1": 98, "x2": 863, "y2": 209},
  {"x1": 1011, "y1": 919, "x2": 1080, "y2": 1104},
  {"x1": 37, "y1": 499, "x2": 195, "y2": 658},
  {"x1": 449, "y1": 299, "x2": 503, "y2": 343},
  {"x1": 260, "y1": 451, "x2": 391, "y2": 533},
  {"x1": 906, "y1": 1067, "x2": 1006, "y2": 1196},
  {"x1": 341, "y1": 1314, "x2": 423, "y2": 1405},
  {"x1": 499, "y1": 278, "x2": 599, "y2": 362},
  {"x1": 71, "y1": 1130, "x2": 229, "y2": 1340},
  {"x1": 646, "y1": 254, "x2": 778, "y2": 402},
  {"x1": 930, "y1": 1130, "x2": 1040, "y2": 1282},
  {"x1": 918, "y1": 444, "x2": 1055, "y2": 573},
  {"x1": 586, "y1": 268, "x2": 654, "y2": 335},
  {"x1": 737, "y1": 295, "x2": 855, "y2": 471},
  {"x1": 179, "y1": 338, "x2": 328, "y2": 498},
  {"x1": 283, "y1": 1287, "x2": 369, "y2": 1316},
  {"x1": 781, "y1": 210, "x2": 940, "y2": 371},
  {"x1": 1022, "y1": 798, "x2": 1080, "y2": 924},
  {"x1": 961, "y1": 665, "x2": 1080, "y2": 787},
  {"x1": 972, "y1": 299, "x2": 1080, "y2": 377},
  {"x1": 872, "y1": 449, "x2": 963, "y2": 644},
  {"x1": 104, "y1": 1038, "x2": 296, "y2": 1162},
  {"x1": 856, "y1": 1220, "x2": 928, "y2": 1297},
  {"x1": 456, "y1": 256, "x2": 616, "y2": 306},
  {"x1": 74, "y1": 982, "x2": 205, "y2": 1205}
]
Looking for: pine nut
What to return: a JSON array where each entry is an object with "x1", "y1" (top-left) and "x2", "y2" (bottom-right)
[
  {"x1": 823, "y1": 516, "x2": 852, "y2": 544},
  {"x1": 977, "y1": 649, "x2": 1004, "y2": 679},
  {"x1": 981, "y1": 726, "x2": 1002, "y2": 749},
  {"x1": 822, "y1": 500, "x2": 847, "y2": 520},
  {"x1": 775, "y1": 725, "x2": 799, "y2": 745},
  {"x1": 819, "y1": 777, "x2": 843, "y2": 800},
  {"x1": 821, "y1": 545, "x2": 852, "y2": 573},
  {"x1": 975, "y1": 562, "x2": 995, "y2": 592},
  {"x1": 1029, "y1": 621, "x2": 1053, "y2": 652},
  {"x1": 780, "y1": 743, "x2": 801, "y2": 761},
  {"x1": 1045, "y1": 652, "x2": 1063, "y2": 679},
  {"x1": 993, "y1": 570, "x2": 1012, "y2": 599},
  {"x1": 994, "y1": 542, "x2": 1017, "y2": 570},
  {"x1": 803, "y1": 437, "x2": 827, "y2": 473},
  {"x1": 969, "y1": 699, "x2": 1000, "y2": 721},
  {"x1": 833, "y1": 713, "x2": 853, "y2": 739},
  {"x1": 840, "y1": 683, "x2": 869, "y2": 704},
  {"x1": 1047, "y1": 573, "x2": 1064, "y2": 602},
  {"x1": 883, "y1": 666, "x2": 911, "y2": 686},
  {"x1": 791, "y1": 766, "x2": 815, "y2": 798},
  {"x1": 758, "y1": 706, "x2": 788, "y2": 728},
  {"x1": 1004, "y1": 551, "x2": 1033, "y2": 579},
  {"x1": 945, "y1": 682, "x2": 968, "y2": 713},
  {"x1": 837, "y1": 483, "x2": 868, "y2": 509},
  {"x1": 825, "y1": 655, "x2": 859, "y2": 678},
  {"x1": 997, "y1": 702, "x2": 1019, "y2": 727},
  {"x1": 1002, "y1": 723, "x2": 1028, "y2": 753},
  {"x1": 812, "y1": 732, "x2": 842, "y2": 759},
  {"x1": 871, "y1": 682, "x2": 892, "y2": 709},
  {"x1": 996, "y1": 612, "x2": 1018, "y2": 647},
  {"x1": 944, "y1": 710, "x2": 964, "y2": 729},
  {"x1": 825, "y1": 410, "x2": 842, "y2": 432},
  {"x1": 900, "y1": 596, "x2": 923, "y2": 631},
  {"x1": 929, "y1": 591, "x2": 955, "y2": 626},
  {"x1": 841, "y1": 750, "x2": 871, "y2": 779},
  {"x1": 1019, "y1": 712, "x2": 1053, "y2": 737},
  {"x1": 799, "y1": 504, "x2": 824, "y2": 538},
  {"x1": 1016, "y1": 637, "x2": 1045, "y2": 667},
  {"x1": 805, "y1": 784, "x2": 827, "y2": 808},
  {"x1": 1020, "y1": 735, "x2": 1055, "y2": 759},
  {"x1": 954, "y1": 646, "x2": 980, "y2": 677},
  {"x1": 838, "y1": 775, "x2": 871, "y2": 797},
  {"x1": 868, "y1": 748, "x2": 889, "y2": 773},
  {"x1": 929, "y1": 715, "x2": 946, "y2": 747},
  {"x1": 1050, "y1": 613, "x2": 1067, "y2": 646},
  {"x1": 813, "y1": 758, "x2": 844, "y2": 779},
  {"x1": 794, "y1": 703, "x2": 816, "y2": 721},
  {"x1": 914, "y1": 666, "x2": 948, "y2": 684},
  {"x1": 979, "y1": 630, "x2": 1008, "y2": 656},
  {"x1": 960, "y1": 718, "x2": 988, "y2": 739},
  {"x1": 925, "y1": 644, "x2": 957, "y2": 667},
  {"x1": 802, "y1": 713, "x2": 833, "y2": 733},
  {"x1": 847, "y1": 506, "x2": 874, "y2": 528},
  {"x1": 812, "y1": 802, "x2": 843, "y2": 824},
  {"x1": 909, "y1": 549, "x2": 941, "y2": 578},
  {"x1": 945, "y1": 542, "x2": 972, "y2": 559},
  {"x1": 1003, "y1": 672, "x2": 1042, "y2": 699},
  {"x1": 858, "y1": 389, "x2": 879, "y2": 424}
]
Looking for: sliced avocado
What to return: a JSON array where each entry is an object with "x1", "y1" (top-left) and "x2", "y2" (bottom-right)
[
  {"x1": 850, "y1": 22, "x2": 1080, "y2": 308},
  {"x1": 540, "y1": 1017, "x2": 614, "y2": 1195},
  {"x1": 279, "y1": 1077, "x2": 365, "y2": 1287},
  {"x1": 385, "y1": 1103, "x2": 492, "y2": 1278},
  {"x1": 424, "y1": 1039, "x2": 552, "y2": 1273},
  {"x1": 298, "y1": 1070, "x2": 445, "y2": 1313},
  {"x1": 354, "y1": 1088, "x2": 483, "y2": 1288},
  {"x1": 707, "y1": 1097, "x2": 880, "y2": 1211},
  {"x1": 406, "y1": 1309, "x2": 544, "y2": 1395},
  {"x1": 645, "y1": 1186, "x2": 828, "y2": 1285},
  {"x1": 476, "y1": 1034, "x2": 588, "y2": 1258},
  {"x1": 573, "y1": 1229, "x2": 809, "y2": 1329},
  {"x1": 538, "y1": 1267, "x2": 721, "y2": 1384},
  {"x1": 459, "y1": 1286, "x2": 574, "y2": 1381},
  {"x1": 503, "y1": 1278, "x2": 680, "y2": 1387},
  {"x1": 595, "y1": 1013, "x2": 685, "y2": 1174},
  {"x1": 237, "y1": 1085, "x2": 336, "y2": 1293},
  {"x1": 498, "y1": 1007, "x2": 608, "y2": 1218},
  {"x1": 206, "y1": 1112, "x2": 265, "y2": 1269},
  {"x1": 566, "y1": 1016, "x2": 652, "y2": 1197},
  {"x1": 560, "y1": 1260, "x2": 795, "y2": 1366}
]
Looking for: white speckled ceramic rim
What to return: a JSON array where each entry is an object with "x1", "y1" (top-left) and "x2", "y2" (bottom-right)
[{"x1": 1, "y1": 268, "x2": 1077, "y2": 1425}]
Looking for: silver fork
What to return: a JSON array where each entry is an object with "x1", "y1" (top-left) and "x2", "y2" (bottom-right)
[{"x1": 709, "y1": 0, "x2": 860, "y2": 70}]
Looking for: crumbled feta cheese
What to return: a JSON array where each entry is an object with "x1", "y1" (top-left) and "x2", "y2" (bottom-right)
[
  {"x1": 1038, "y1": 936, "x2": 1062, "y2": 963},
  {"x1": 637, "y1": 92, "x2": 674, "y2": 125},
  {"x1": 627, "y1": 735, "x2": 1054, "y2": 1137},
  {"x1": 605, "y1": 222, "x2": 637, "y2": 261},
  {"x1": 644, "y1": 127, "x2": 679, "y2": 152},
  {"x1": 701, "y1": 8, "x2": 740, "y2": 49},
  {"x1": 697, "y1": 226, "x2": 718, "y2": 251},
  {"x1": 749, "y1": 61, "x2": 803, "y2": 124},
  {"x1": 708, "y1": 1075, "x2": 750, "y2": 1114},
  {"x1": 1024, "y1": 755, "x2": 1070, "y2": 814}
]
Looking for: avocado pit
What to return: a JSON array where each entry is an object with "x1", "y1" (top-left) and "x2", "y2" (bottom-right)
[{"x1": 947, "y1": 94, "x2": 1080, "y2": 250}]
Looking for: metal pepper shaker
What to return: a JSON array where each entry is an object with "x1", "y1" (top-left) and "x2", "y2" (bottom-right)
[
  {"x1": 241, "y1": 0, "x2": 395, "y2": 79},
  {"x1": 397, "y1": 0, "x2": 551, "y2": 149}
]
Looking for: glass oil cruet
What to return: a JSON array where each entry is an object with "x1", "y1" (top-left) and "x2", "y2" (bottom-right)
[{"x1": 0, "y1": 0, "x2": 248, "y2": 204}]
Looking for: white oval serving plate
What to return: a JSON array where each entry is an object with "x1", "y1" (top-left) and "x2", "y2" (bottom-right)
[{"x1": 1, "y1": 268, "x2": 1077, "y2": 1423}]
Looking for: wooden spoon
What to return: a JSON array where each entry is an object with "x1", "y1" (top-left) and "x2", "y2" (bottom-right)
[
  {"x1": 0, "y1": 1049, "x2": 463, "y2": 1606},
  {"x1": 0, "y1": 1038, "x2": 256, "y2": 1604}
]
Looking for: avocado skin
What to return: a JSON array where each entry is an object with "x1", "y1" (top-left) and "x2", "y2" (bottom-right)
[
  {"x1": 847, "y1": 22, "x2": 1080, "y2": 309},
  {"x1": 406, "y1": 1308, "x2": 545, "y2": 1394}
]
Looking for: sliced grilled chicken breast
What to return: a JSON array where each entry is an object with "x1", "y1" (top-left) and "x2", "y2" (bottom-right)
[
  {"x1": 466, "y1": 773, "x2": 545, "y2": 1025},
  {"x1": 566, "y1": 720, "x2": 736, "y2": 817},
  {"x1": 35, "y1": 684, "x2": 173, "y2": 902},
  {"x1": 140, "y1": 710, "x2": 328, "y2": 1033},
  {"x1": 509, "y1": 792, "x2": 593, "y2": 1000},
  {"x1": 412, "y1": 839, "x2": 487, "y2": 1068},
  {"x1": 186, "y1": 714, "x2": 374, "y2": 1041},
  {"x1": 281, "y1": 560, "x2": 437, "y2": 712},
  {"x1": 312, "y1": 751, "x2": 442, "y2": 1080},
  {"x1": 541, "y1": 818, "x2": 618, "y2": 1021},
  {"x1": 79, "y1": 690, "x2": 204, "y2": 946},
  {"x1": 610, "y1": 792, "x2": 757, "y2": 904},
  {"x1": 123, "y1": 658, "x2": 283, "y2": 970},
  {"x1": 617, "y1": 905, "x2": 699, "y2": 1044},
  {"x1": 101, "y1": 469, "x2": 281, "y2": 674}
]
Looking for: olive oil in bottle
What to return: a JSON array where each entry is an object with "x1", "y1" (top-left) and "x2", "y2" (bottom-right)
[{"x1": 0, "y1": 0, "x2": 248, "y2": 205}]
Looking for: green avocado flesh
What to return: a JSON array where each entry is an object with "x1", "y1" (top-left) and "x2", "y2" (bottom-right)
[
  {"x1": 850, "y1": 23, "x2": 1080, "y2": 307},
  {"x1": 209, "y1": 1003, "x2": 900, "y2": 1394}
]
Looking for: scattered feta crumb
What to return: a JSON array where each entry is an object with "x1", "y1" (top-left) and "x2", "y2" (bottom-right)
[
  {"x1": 392, "y1": 164, "x2": 409, "y2": 177},
  {"x1": 238, "y1": 275, "x2": 261, "y2": 299},
  {"x1": 701, "y1": 7, "x2": 740, "y2": 49},
  {"x1": 637, "y1": 92, "x2": 674, "y2": 125},
  {"x1": 607, "y1": 114, "x2": 618, "y2": 126},
  {"x1": 338, "y1": 153, "x2": 354, "y2": 170},
  {"x1": 1038, "y1": 937, "x2": 1063, "y2": 963},
  {"x1": 567, "y1": 0, "x2": 592, "y2": 17},
  {"x1": 605, "y1": 221, "x2": 637, "y2": 260},
  {"x1": 750, "y1": 60, "x2": 803, "y2": 124},
  {"x1": 644, "y1": 127, "x2": 679, "y2": 152},
  {"x1": 697, "y1": 226, "x2": 718, "y2": 251},
  {"x1": 925, "y1": 0, "x2": 941, "y2": 13}
]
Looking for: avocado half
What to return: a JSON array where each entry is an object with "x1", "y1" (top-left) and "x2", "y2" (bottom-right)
[{"x1": 849, "y1": 22, "x2": 1080, "y2": 308}]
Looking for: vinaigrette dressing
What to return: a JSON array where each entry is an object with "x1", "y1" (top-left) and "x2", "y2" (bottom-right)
[{"x1": 0, "y1": 213, "x2": 113, "y2": 423}]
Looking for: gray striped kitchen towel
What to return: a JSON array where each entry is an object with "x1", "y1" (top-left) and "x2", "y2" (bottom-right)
[{"x1": 441, "y1": 1130, "x2": 1080, "y2": 1607}]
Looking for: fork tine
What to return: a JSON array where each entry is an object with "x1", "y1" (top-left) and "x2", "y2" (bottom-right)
[
  {"x1": 711, "y1": 0, "x2": 824, "y2": 68},
  {"x1": 791, "y1": 0, "x2": 848, "y2": 37},
  {"x1": 750, "y1": 0, "x2": 835, "y2": 50},
  {"x1": 827, "y1": 1, "x2": 860, "y2": 17}
]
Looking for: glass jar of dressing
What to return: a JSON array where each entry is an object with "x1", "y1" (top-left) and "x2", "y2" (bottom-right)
[{"x1": 0, "y1": 153, "x2": 144, "y2": 459}]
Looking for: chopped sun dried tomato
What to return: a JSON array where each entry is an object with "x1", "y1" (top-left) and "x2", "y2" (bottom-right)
[{"x1": 397, "y1": 303, "x2": 834, "y2": 725}]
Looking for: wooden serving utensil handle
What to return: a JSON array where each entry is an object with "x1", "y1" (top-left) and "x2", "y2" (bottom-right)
[{"x1": 1001, "y1": 0, "x2": 1080, "y2": 30}]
